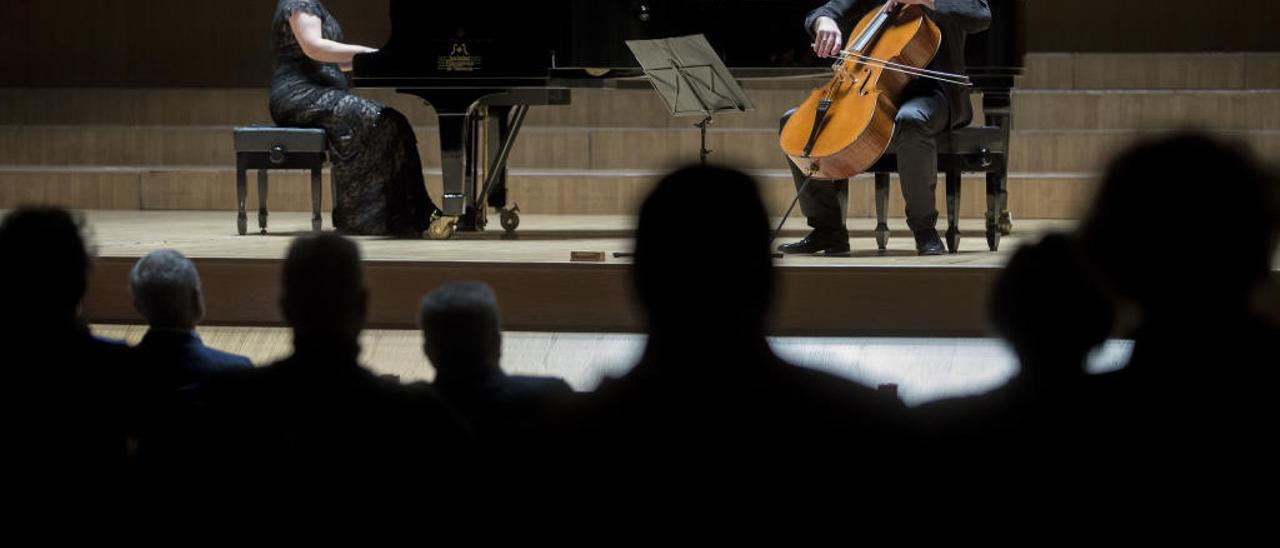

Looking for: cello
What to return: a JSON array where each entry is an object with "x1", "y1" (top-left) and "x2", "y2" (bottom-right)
[{"x1": 779, "y1": 1, "x2": 972, "y2": 180}]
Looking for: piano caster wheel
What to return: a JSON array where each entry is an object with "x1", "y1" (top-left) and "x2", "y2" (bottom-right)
[
  {"x1": 428, "y1": 216, "x2": 458, "y2": 240},
  {"x1": 999, "y1": 211, "x2": 1013, "y2": 236},
  {"x1": 499, "y1": 205, "x2": 521, "y2": 234}
]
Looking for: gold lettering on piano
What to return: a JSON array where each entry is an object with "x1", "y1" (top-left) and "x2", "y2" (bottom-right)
[{"x1": 439, "y1": 42, "x2": 482, "y2": 72}]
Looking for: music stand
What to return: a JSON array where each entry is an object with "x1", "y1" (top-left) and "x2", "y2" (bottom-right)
[{"x1": 626, "y1": 34, "x2": 755, "y2": 166}]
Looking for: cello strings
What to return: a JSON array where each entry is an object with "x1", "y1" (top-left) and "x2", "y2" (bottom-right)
[
  {"x1": 833, "y1": 51, "x2": 972, "y2": 85},
  {"x1": 816, "y1": 44, "x2": 972, "y2": 85},
  {"x1": 834, "y1": 50, "x2": 962, "y2": 79},
  {"x1": 837, "y1": 50, "x2": 969, "y2": 80},
  {"x1": 837, "y1": 59, "x2": 972, "y2": 86},
  {"x1": 835, "y1": 59, "x2": 972, "y2": 86}
]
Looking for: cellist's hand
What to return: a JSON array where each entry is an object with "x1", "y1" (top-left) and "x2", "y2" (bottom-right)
[
  {"x1": 886, "y1": 0, "x2": 937, "y2": 10},
  {"x1": 812, "y1": 16, "x2": 843, "y2": 58}
]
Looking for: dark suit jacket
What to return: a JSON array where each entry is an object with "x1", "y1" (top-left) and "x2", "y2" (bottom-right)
[
  {"x1": 548, "y1": 349, "x2": 912, "y2": 483},
  {"x1": 134, "y1": 329, "x2": 253, "y2": 392},
  {"x1": 434, "y1": 372, "x2": 574, "y2": 441},
  {"x1": 4, "y1": 325, "x2": 137, "y2": 477},
  {"x1": 193, "y1": 342, "x2": 472, "y2": 481},
  {"x1": 805, "y1": 0, "x2": 992, "y2": 128}
]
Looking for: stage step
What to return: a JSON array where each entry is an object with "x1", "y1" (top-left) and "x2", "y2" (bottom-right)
[
  {"x1": 67, "y1": 210, "x2": 1280, "y2": 338},
  {"x1": 3, "y1": 86, "x2": 1278, "y2": 132},
  {"x1": 1012, "y1": 89, "x2": 1280, "y2": 131},
  {"x1": 73, "y1": 211, "x2": 1055, "y2": 338},
  {"x1": 3, "y1": 125, "x2": 1276, "y2": 174},
  {"x1": 0, "y1": 165, "x2": 1097, "y2": 219},
  {"x1": 1021, "y1": 52, "x2": 1280, "y2": 90}
]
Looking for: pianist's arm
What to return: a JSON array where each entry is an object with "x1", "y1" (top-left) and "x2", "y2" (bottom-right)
[{"x1": 288, "y1": 10, "x2": 376, "y2": 71}]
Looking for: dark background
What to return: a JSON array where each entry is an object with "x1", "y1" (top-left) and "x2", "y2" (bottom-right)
[{"x1": 1, "y1": 0, "x2": 1276, "y2": 87}]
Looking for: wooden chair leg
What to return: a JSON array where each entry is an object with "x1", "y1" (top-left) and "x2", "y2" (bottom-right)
[
  {"x1": 985, "y1": 167, "x2": 1003, "y2": 251},
  {"x1": 874, "y1": 173, "x2": 891, "y2": 253},
  {"x1": 310, "y1": 167, "x2": 323, "y2": 232},
  {"x1": 945, "y1": 169, "x2": 961, "y2": 254},
  {"x1": 257, "y1": 169, "x2": 269, "y2": 235},
  {"x1": 236, "y1": 165, "x2": 248, "y2": 236},
  {"x1": 998, "y1": 164, "x2": 1013, "y2": 236}
]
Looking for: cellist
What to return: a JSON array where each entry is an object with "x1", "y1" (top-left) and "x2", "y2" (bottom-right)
[{"x1": 777, "y1": 0, "x2": 991, "y2": 256}]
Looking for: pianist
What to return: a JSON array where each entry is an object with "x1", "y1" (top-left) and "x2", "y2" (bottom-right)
[
  {"x1": 270, "y1": 0, "x2": 439, "y2": 237},
  {"x1": 777, "y1": 0, "x2": 991, "y2": 256}
]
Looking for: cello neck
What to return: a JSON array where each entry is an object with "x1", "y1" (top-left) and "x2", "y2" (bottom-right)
[{"x1": 847, "y1": 2, "x2": 902, "y2": 56}]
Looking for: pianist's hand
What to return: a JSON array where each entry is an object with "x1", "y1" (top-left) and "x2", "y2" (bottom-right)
[{"x1": 812, "y1": 16, "x2": 843, "y2": 58}]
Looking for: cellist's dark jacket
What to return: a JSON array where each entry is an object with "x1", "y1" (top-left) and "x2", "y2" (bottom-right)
[{"x1": 805, "y1": 0, "x2": 991, "y2": 128}]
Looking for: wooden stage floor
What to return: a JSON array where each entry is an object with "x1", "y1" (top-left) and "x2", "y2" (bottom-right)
[
  {"x1": 85, "y1": 210, "x2": 1068, "y2": 267},
  {"x1": 72, "y1": 210, "x2": 1279, "y2": 336}
]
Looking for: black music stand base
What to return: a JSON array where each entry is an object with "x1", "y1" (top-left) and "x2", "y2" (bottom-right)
[{"x1": 696, "y1": 116, "x2": 713, "y2": 166}]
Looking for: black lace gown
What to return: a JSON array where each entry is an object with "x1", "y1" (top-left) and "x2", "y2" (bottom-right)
[{"x1": 269, "y1": 0, "x2": 436, "y2": 236}]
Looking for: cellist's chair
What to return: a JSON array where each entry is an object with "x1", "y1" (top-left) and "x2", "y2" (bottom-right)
[{"x1": 867, "y1": 124, "x2": 1010, "y2": 253}]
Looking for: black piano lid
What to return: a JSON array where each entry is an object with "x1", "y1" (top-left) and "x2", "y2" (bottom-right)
[{"x1": 354, "y1": 0, "x2": 1024, "y2": 86}]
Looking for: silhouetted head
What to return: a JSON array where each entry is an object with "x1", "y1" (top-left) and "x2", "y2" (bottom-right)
[
  {"x1": 1080, "y1": 132, "x2": 1279, "y2": 316},
  {"x1": 130, "y1": 249, "x2": 205, "y2": 330},
  {"x1": 633, "y1": 165, "x2": 774, "y2": 338},
  {"x1": 280, "y1": 233, "x2": 367, "y2": 342},
  {"x1": 990, "y1": 233, "x2": 1115, "y2": 380},
  {"x1": 0, "y1": 207, "x2": 92, "y2": 328},
  {"x1": 419, "y1": 282, "x2": 503, "y2": 382}
]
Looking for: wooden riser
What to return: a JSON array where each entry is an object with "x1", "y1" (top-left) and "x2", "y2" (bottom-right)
[
  {"x1": 65, "y1": 210, "x2": 1280, "y2": 337},
  {"x1": 4, "y1": 86, "x2": 1278, "y2": 131},
  {"x1": 3, "y1": 126, "x2": 1276, "y2": 174},
  {"x1": 0, "y1": 167, "x2": 1096, "y2": 219},
  {"x1": 1021, "y1": 53, "x2": 1280, "y2": 90},
  {"x1": 1013, "y1": 90, "x2": 1280, "y2": 131},
  {"x1": 83, "y1": 255, "x2": 1003, "y2": 337}
]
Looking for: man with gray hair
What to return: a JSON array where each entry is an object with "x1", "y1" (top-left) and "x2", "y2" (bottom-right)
[
  {"x1": 130, "y1": 249, "x2": 252, "y2": 391},
  {"x1": 420, "y1": 282, "x2": 573, "y2": 442}
]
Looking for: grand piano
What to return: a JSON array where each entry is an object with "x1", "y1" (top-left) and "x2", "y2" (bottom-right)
[{"x1": 353, "y1": 0, "x2": 1025, "y2": 239}]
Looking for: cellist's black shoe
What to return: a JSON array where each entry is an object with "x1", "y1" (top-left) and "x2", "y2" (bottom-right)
[
  {"x1": 915, "y1": 229, "x2": 946, "y2": 256},
  {"x1": 777, "y1": 228, "x2": 851, "y2": 256}
]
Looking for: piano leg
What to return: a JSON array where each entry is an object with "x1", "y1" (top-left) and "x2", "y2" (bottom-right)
[
  {"x1": 436, "y1": 109, "x2": 471, "y2": 220},
  {"x1": 486, "y1": 105, "x2": 513, "y2": 210},
  {"x1": 397, "y1": 88, "x2": 570, "y2": 239}
]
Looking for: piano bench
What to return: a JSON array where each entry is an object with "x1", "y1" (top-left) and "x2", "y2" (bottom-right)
[
  {"x1": 232, "y1": 126, "x2": 328, "y2": 236},
  {"x1": 867, "y1": 126, "x2": 1010, "y2": 254}
]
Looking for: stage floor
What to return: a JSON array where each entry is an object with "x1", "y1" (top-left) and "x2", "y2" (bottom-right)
[
  {"x1": 68, "y1": 210, "x2": 1280, "y2": 336},
  {"x1": 83, "y1": 210, "x2": 1071, "y2": 267}
]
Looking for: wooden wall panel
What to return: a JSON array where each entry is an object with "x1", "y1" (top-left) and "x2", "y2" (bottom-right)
[{"x1": 1, "y1": 1, "x2": 1277, "y2": 89}]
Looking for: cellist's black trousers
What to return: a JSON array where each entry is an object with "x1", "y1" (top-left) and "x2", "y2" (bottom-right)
[{"x1": 780, "y1": 93, "x2": 950, "y2": 235}]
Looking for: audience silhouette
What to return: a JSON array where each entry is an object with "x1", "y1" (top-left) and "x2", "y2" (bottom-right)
[
  {"x1": 2, "y1": 133, "x2": 1273, "y2": 493},
  {"x1": 0, "y1": 207, "x2": 134, "y2": 479},
  {"x1": 127, "y1": 249, "x2": 253, "y2": 469},
  {"x1": 420, "y1": 282, "x2": 573, "y2": 443},
  {"x1": 549, "y1": 165, "x2": 909, "y2": 481},
  {"x1": 131, "y1": 249, "x2": 253, "y2": 389},
  {"x1": 914, "y1": 233, "x2": 1116, "y2": 469},
  {"x1": 192, "y1": 233, "x2": 470, "y2": 482},
  {"x1": 1077, "y1": 132, "x2": 1279, "y2": 471}
]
